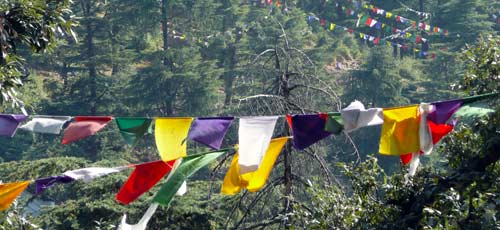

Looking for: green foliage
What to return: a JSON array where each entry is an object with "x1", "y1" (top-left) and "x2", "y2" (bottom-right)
[{"x1": 461, "y1": 35, "x2": 500, "y2": 94}]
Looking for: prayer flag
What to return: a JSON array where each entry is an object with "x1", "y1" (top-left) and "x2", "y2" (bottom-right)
[
  {"x1": 0, "y1": 181, "x2": 30, "y2": 211},
  {"x1": 154, "y1": 117, "x2": 193, "y2": 162},
  {"x1": 324, "y1": 113, "x2": 344, "y2": 134},
  {"x1": 365, "y1": 17, "x2": 373, "y2": 27},
  {"x1": 330, "y1": 23, "x2": 336, "y2": 31},
  {"x1": 386, "y1": 12, "x2": 393, "y2": 18},
  {"x1": 116, "y1": 118, "x2": 153, "y2": 147},
  {"x1": 222, "y1": 137, "x2": 289, "y2": 195},
  {"x1": 0, "y1": 114, "x2": 28, "y2": 137},
  {"x1": 154, "y1": 150, "x2": 226, "y2": 206},
  {"x1": 188, "y1": 117, "x2": 234, "y2": 150},
  {"x1": 238, "y1": 116, "x2": 278, "y2": 174},
  {"x1": 63, "y1": 167, "x2": 126, "y2": 183},
  {"x1": 116, "y1": 160, "x2": 176, "y2": 205},
  {"x1": 379, "y1": 105, "x2": 420, "y2": 156},
  {"x1": 20, "y1": 115, "x2": 71, "y2": 134},
  {"x1": 118, "y1": 203, "x2": 158, "y2": 230},
  {"x1": 61, "y1": 116, "x2": 113, "y2": 144},
  {"x1": 341, "y1": 100, "x2": 383, "y2": 132},
  {"x1": 288, "y1": 114, "x2": 331, "y2": 150},
  {"x1": 35, "y1": 175, "x2": 74, "y2": 194}
]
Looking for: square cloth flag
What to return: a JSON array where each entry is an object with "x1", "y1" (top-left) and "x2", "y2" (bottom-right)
[{"x1": 379, "y1": 105, "x2": 420, "y2": 156}]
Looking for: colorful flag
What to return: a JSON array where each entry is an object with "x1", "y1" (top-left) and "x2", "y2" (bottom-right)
[
  {"x1": 20, "y1": 115, "x2": 71, "y2": 134},
  {"x1": 154, "y1": 117, "x2": 193, "y2": 162},
  {"x1": 330, "y1": 23, "x2": 336, "y2": 31},
  {"x1": 222, "y1": 137, "x2": 289, "y2": 195},
  {"x1": 341, "y1": 100, "x2": 383, "y2": 132},
  {"x1": 63, "y1": 166, "x2": 127, "y2": 183},
  {"x1": 379, "y1": 105, "x2": 420, "y2": 156},
  {"x1": 61, "y1": 116, "x2": 113, "y2": 144},
  {"x1": 324, "y1": 112, "x2": 344, "y2": 134},
  {"x1": 116, "y1": 160, "x2": 176, "y2": 205},
  {"x1": 0, "y1": 181, "x2": 30, "y2": 211},
  {"x1": 428, "y1": 100, "x2": 462, "y2": 124},
  {"x1": 188, "y1": 117, "x2": 234, "y2": 150},
  {"x1": 0, "y1": 114, "x2": 28, "y2": 137},
  {"x1": 35, "y1": 175, "x2": 74, "y2": 194},
  {"x1": 115, "y1": 118, "x2": 153, "y2": 147},
  {"x1": 154, "y1": 150, "x2": 226, "y2": 206},
  {"x1": 287, "y1": 114, "x2": 331, "y2": 150},
  {"x1": 238, "y1": 116, "x2": 278, "y2": 174}
]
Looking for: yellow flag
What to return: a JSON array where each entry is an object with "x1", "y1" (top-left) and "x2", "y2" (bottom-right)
[
  {"x1": 386, "y1": 12, "x2": 393, "y2": 18},
  {"x1": 330, "y1": 23, "x2": 336, "y2": 31},
  {"x1": 221, "y1": 137, "x2": 289, "y2": 195},
  {"x1": 155, "y1": 117, "x2": 193, "y2": 161},
  {"x1": 379, "y1": 105, "x2": 420, "y2": 156},
  {"x1": 0, "y1": 181, "x2": 30, "y2": 211}
]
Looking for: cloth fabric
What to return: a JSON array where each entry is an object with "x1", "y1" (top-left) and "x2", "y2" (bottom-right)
[
  {"x1": 188, "y1": 117, "x2": 234, "y2": 150},
  {"x1": 116, "y1": 160, "x2": 176, "y2": 205},
  {"x1": 61, "y1": 116, "x2": 113, "y2": 144},
  {"x1": 0, "y1": 114, "x2": 28, "y2": 137},
  {"x1": 118, "y1": 203, "x2": 159, "y2": 230},
  {"x1": 154, "y1": 117, "x2": 193, "y2": 161},
  {"x1": 115, "y1": 118, "x2": 153, "y2": 147},
  {"x1": 428, "y1": 100, "x2": 462, "y2": 124},
  {"x1": 287, "y1": 114, "x2": 331, "y2": 150},
  {"x1": 238, "y1": 116, "x2": 278, "y2": 174},
  {"x1": 0, "y1": 181, "x2": 30, "y2": 211},
  {"x1": 154, "y1": 150, "x2": 226, "y2": 206},
  {"x1": 222, "y1": 137, "x2": 289, "y2": 195},
  {"x1": 419, "y1": 103, "x2": 434, "y2": 155},
  {"x1": 19, "y1": 115, "x2": 71, "y2": 134},
  {"x1": 379, "y1": 105, "x2": 420, "y2": 156},
  {"x1": 341, "y1": 100, "x2": 383, "y2": 132},
  {"x1": 35, "y1": 175, "x2": 74, "y2": 194},
  {"x1": 324, "y1": 113, "x2": 344, "y2": 134},
  {"x1": 453, "y1": 104, "x2": 495, "y2": 118},
  {"x1": 63, "y1": 167, "x2": 127, "y2": 183}
]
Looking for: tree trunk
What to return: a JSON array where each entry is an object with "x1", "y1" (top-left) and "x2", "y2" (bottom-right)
[
  {"x1": 82, "y1": 0, "x2": 97, "y2": 115},
  {"x1": 161, "y1": 0, "x2": 169, "y2": 67}
]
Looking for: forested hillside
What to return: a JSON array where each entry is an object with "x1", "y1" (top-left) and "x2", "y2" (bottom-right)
[{"x1": 0, "y1": 0, "x2": 499, "y2": 229}]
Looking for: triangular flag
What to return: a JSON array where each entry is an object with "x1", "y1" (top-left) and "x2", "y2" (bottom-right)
[
  {"x1": 379, "y1": 105, "x2": 420, "y2": 156},
  {"x1": 0, "y1": 114, "x2": 28, "y2": 137},
  {"x1": 341, "y1": 100, "x2": 383, "y2": 132},
  {"x1": 63, "y1": 166, "x2": 127, "y2": 183},
  {"x1": 222, "y1": 137, "x2": 289, "y2": 195},
  {"x1": 0, "y1": 181, "x2": 30, "y2": 211},
  {"x1": 116, "y1": 118, "x2": 153, "y2": 147},
  {"x1": 238, "y1": 116, "x2": 278, "y2": 174},
  {"x1": 154, "y1": 117, "x2": 193, "y2": 162},
  {"x1": 35, "y1": 175, "x2": 74, "y2": 194},
  {"x1": 188, "y1": 117, "x2": 234, "y2": 150},
  {"x1": 154, "y1": 150, "x2": 226, "y2": 206},
  {"x1": 61, "y1": 116, "x2": 113, "y2": 144},
  {"x1": 20, "y1": 115, "x2": 71, "y2": 134},
  {"x1": 116, "y1": 160, "x2": 176, "y2": 205},
  {"x1": 288, "y1": 114, "x2": 331, "y2": 150}
]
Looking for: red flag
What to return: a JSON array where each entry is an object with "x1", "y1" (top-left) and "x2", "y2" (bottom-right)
[
  {"x1": 320, "y1": 19, "x2": 326, "y2": 26},
  {"x1": 374, "y1": 37, "x2": 380, "y2": 45},
  {"x1": 61, "y1": 116, "x2": 113, "y2": 144},
  {"x1": 286, "y1": 115, "x2": 293, "y2": 129},
  {"x1": 400, "y1": 121, "x2": 454, "y2": 165},
  {"x1": 365, "y1": 18, "x2": 373, "y2": 27},
  {"x1": 116, "y1": 160, "x2": 176, "y2": 204},
  {"x1": 416, "y1": 36, "x2": 422, "y2": 44}
]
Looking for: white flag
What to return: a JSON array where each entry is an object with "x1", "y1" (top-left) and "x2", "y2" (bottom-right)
[
  {"x1": 63, "y1": 167, "x2": 127, "y2": 183},
  {"x1": 118, "y1": 203, "x2": 158, "y2": 230},
  {"x1": 341, "y1": 101, "x2": 383, "y2": 132},
  {"x1": 20, "y1": 116, "x2": 72, "y2": 134}
]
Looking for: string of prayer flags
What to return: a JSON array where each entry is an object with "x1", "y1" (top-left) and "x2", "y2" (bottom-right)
[
  {"x1": 341, "y1": 101, "x2": 383, "y2": 132},
  {"x1": 324, "y1": 112, "x2": 344, "y2": 134},
  {"x1": 115, "y1": 118, "x2": 153, "y2": 147},
  {"x1": 34, "y1": 175, "x2": 74, "y2": 195},
  {"x1": 154, "y1": 117, "x2": 193, "y2": 162},
  {"x1": 61, "y1": 116, "x2": 113, "y2": 144},
  {"x1": 222, "y1": 137, "x2": 289, "y2": 195},
  {"x1": 0, "y1": 114, "x2": 28, "y2": 137},
  {"x1": 188, "y1": 117, "x2": 234, "y2": 150},
  {"x1": 238, "y1": 116, "x2": 278, "y2": 174},
  {"x1": 19, "y1": 115, "x2": 71, "y2": 134},
  {"x1": 116, "y1": 160, "x2": 176, "y2": 205},
  {"x1": 286, "y1": 114, "x2": 332, "y2": 150},
  {"x1": 379, "y1": 105, "x2": 420, "y2": 156},
  {"x1": 63, "y1": 166, "x2": 127, "y2": 183},
  {"x1": 0, "y1": 181, "x2": 30, "y2": 211},
  {"x1": 154, "y1": 150, "x2": 226, "y2": 206},
  {"x1": 118, "y1": 203, "x2": 159, "y2": 230},
  {"x1": 429, "y1": 92, "x2": 498, "y2": 124}
]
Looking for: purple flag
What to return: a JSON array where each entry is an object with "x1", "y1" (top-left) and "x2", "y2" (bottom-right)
[
  {"x1": 0, "y1": 114, "x2": 28, "y2": 137},
  {"x1": 188, "y1": 117, "x2": 234, "y2": 150},
  {"x1": 428, "y1": 100, "x2": 463, "y2": 124},
  {"x1": 289, "y1": 114, "x2": 332, "y2": 150},
  {"x1": 35, "y1": 175, "x2": 75, "y2": 194}
]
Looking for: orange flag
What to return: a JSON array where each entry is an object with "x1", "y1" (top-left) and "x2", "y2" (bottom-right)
[
  {"x1": 0, "y1": 181, "x2": 30, "y2": 211},
  {"x1": 61, "y1": 116, "x2": 113, "y2": 144}
]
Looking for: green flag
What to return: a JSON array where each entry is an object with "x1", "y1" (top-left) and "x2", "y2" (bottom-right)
[
  {"x1": 453, "y1": 103, "x2": 495, "y2": 119},
  {"x1": 461, "y1": 92, "x2": 498, "y2": 105},
  {"x1": 324, "y1": 112, "x2": 344, "y2": 135},
  {"x1": 116, "y1": 117, "x2": 153, "y2": 147},
  {"x1": 153, "y1": 150, "x2": 227, "y2": 206}
]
